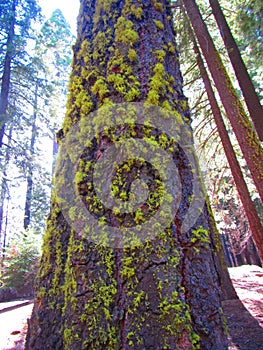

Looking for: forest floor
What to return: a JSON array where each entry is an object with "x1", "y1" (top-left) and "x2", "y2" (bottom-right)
[
  {"x1": 0, "y1": 264, "x2": 262, "y2": 349},
  {"x1": 222, "y1": 264, "x2": 263, "y2": 349}
]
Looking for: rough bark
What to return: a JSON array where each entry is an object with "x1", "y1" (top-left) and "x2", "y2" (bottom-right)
[
  {"x1": 182, "y1": 0, "x2": 263, "y2": 204},
  {"x1": 26, "y1": 1, "x2": 229, "y2": 349},
  {"x1": 188, "y1": 23, "x2": 263, "y2": 265},
  {"x1": 209, "y1": 0, "x2": 263, "y2": 141},
  {"x1": 0, "y1": 0, "x2": 16, "y2": 148}
]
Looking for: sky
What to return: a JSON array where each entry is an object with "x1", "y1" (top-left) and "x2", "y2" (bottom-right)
[{"x1": 38, "y1": 0, "x2": 80, "y2": 35}]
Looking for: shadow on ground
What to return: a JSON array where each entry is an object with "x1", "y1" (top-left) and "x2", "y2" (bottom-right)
[{"x1": 223, "y1": 298, "x2": 263, "y2": 350}]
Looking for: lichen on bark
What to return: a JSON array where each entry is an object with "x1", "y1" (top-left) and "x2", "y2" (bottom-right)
[{"x1": 26, "y1": 1, "x2": 229, "y2": 349}]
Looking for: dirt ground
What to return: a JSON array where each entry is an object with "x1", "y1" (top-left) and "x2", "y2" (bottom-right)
[
  {"x1": 222, "y1": 265, "x2": 263, "y2": 350},
  {"x1": 0, "y1": 264, "x2": 262, "y2": 349},
  {"x1": 0, "y1": 304, "x2": 33, "y2": 350}
]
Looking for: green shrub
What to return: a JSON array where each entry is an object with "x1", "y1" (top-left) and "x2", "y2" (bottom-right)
[{"x1": 2, "y1": 230, "x2": 41, "y2": 298}]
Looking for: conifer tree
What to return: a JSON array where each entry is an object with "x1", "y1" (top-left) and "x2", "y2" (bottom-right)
[
  {"x1": 209, "y1": 0, "x2": 263, "y2": 141},
  {"x1": 182, "y1": 0, "x2": 263, "y2": 204},
  {"x1": 0, "y1": 0, "x2": 40, "y2": 147},
  {"x1": 27, "y1": 1, "x2": 232, "y2": 348}
]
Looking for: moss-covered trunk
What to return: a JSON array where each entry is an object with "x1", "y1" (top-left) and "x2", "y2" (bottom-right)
[{"x1": 26, "y1": 1, "x2": 229, "y2": 349}]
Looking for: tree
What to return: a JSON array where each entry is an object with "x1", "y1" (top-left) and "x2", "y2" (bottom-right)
[
  {"x1": 186, "y1": 19, "x2": 263, "y2": 264},
  {"x1": 208, "y1": 0, "x2": 263, "y2": 141},
  {"x1": 235, "y1": 0, "x2": 263, "y2": 97},
  {"x1": 1, "y1": 230, "x2": 41, "y2": 297},
  {"x1": 22, "y1": 9, "x2": 74, "y2": 231},
  {"x1": 0, "y1": 0, "x2": 40, "y2": 147},
  {"x1": 0, "y1": 0, "x2": 40, "y2": 250},
  {"x1": 26, "y1": 1, "x2": 232, "y2": 348},
  {"x1": 182, "y1": 0, "x2": 263, "y2": 204},
  {"x1": 173, "y1": 1, "x2": 262, "y2": 267}
]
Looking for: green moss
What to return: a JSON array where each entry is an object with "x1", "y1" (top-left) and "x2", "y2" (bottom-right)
[
  {"x1": 107, "y1": 73, "x2": 126, "y2": 94},
  {"x1": 181, "y1": 99, "x2": 187, "y2": 111},
  {"x1": 146, "y1": 63, "x2": 166, "y2": 105},
  {"x1": 153, "y1": 49, "x2": 166, "y2": 62},
  {"x1": 91, "y1": 78, "x2": 109, "y2": 99},
  {"x1": 128, "y1": 48, "x2": 138, "y2": 62},
  {"x1": 167, "y1": 42, "x2": 176, "y2": 54},
  {"x1": 153, "y1": 19, "x2": 164, "y2": 30},
  {"x1": 115, "y1": 17, "x2": 139, "y2": 46},
  {"x1": 130, "y1": 4, "x2": 143, "y2": 19},
  {"x1": 190, "y1": 227, "x2": 210, "y2": 246},
  {"x1": 153, "y1": 1, "x2": 163, "y2": 12}
]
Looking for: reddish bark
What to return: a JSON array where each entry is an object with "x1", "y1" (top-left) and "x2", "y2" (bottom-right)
[
  {"x1": 182, "y1": 0, "x2": 263, "y2": 205},
  {"x1": 209, "y1": 0, "x2": 263, "y2": 141},
  {"x1": 188, "y1": 24, "x2": 263, "y2": 265}
]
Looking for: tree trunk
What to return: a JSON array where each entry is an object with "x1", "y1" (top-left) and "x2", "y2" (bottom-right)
[
  {"x1": 220, "y1": 234, "x2": 232, "y2": 267},
  {"x1": 26, "y1": 1, "x2": 229, "y2": 349},
  {"x1": 0, "y1": 0, "x2": 17, "y2": 148},
  {"x1": 52, "y1": 136, "x2": 59, "y2": 175},
  {"x1": 208, "y1": 0, "x2": 263, "y2": 141},
  {"x1": 182, "y1": 0, "x2": 263, "y2": 204},
  {"x1": 24, "y1": 83, "x2": 38, "y2": 230},
  {"x1": 0, "y1": 125, "x2": 13, "y2": 267},
  {"x1": 188, "y1": 22, "x2": 263, "y2": 265}
]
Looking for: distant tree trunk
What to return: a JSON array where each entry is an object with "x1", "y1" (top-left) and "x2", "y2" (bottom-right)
[
  {"x1": 26, "y1": 1, "x2": 230, "y2": 349},
  {"x1": 188, "y1": 23, "x2": 263, "y2": 265},
  {"x1": 0, "y1": 0, "x2": 16, "y2": 148},
  {"x1": 208, "y1": 0, "x2": 263, "y2": 141},
  {"x1": 204, "y1": 201, "x2": 237, "y2": 300},
  {"x1": 52, "y1": 136, "x2": 59, "y2": 175},
  {"x1": 220, "y1": 234, "x2": 232, "y2": 267},
  {"x1": 182, "y1": 0, "x2": 263, "y2": 204},
  {"x1": 0, "y1": 126, "x2": 12, "y2": 270},
  {"x1": 236, "y1": 236, "x2": 261, "y2": 267},
  {"x1": 24, "y1": 83, "x2": 38, "y2": 230}
]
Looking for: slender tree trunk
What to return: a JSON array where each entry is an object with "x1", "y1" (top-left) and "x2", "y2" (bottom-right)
[
  {"x1": 24, "y1": 83, "x2": 38, "y2": 230},
  {"x1": 26, "y1": 1, "x2": 229, "y2": 349},
  {"x1": 220, "y1": 234, "x2": 231, "y2": 267},
  {"x1": 208, "y1": 0, "x2": 263, "y2": 141},
  {"x1": 205, "y1": 201, "x2": 238, "y2": 300},
  {"x1": 182, "y1": 0, "x2": 263, "y2": 204},
  {"x1": 52, "y1": 136, "x2": 59, "y2": 175},
  {"x1": 0, "y1": 126, "x2": 13, "y2": 271},
  {"x1": 0, "y1": 0, "x2": 17, "y2": 148},
  {"x1": 1, "y1": 193, "x2": 10, "y2": 272},
  {"x1": 188, "y1": 23, "x2": 263, "y2": 265}
]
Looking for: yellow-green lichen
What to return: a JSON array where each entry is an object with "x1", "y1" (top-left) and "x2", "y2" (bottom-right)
[
  {"x1": 153, "y1": 19, "x2": 164, "y2": 30},
  {"x1": 115, "y1": 17, "x2": 139, "y2": 46},
  {"x1": 153, "y1": 1, "x2": 163, "y2": 12}
]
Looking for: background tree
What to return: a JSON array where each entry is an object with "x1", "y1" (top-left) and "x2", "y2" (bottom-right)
[
  {"x1": 208, "y1": 0, "x2": 263, "y2": 141},
  {"x1": 22, "y1": 9, "x2": 73, "y2": 232},
  {"x1": 27, "y1": 1, "x2": 233, "y2": 349},
  {"x1": 235, "y1": 0, "x2": 263, "y2": 101},
  {"x1": 1, "y1": 230, "x2": 41, "y2": 298},
  {"x1": 0, "y1": 0, "x2": 40, "y2": 147},
  {"x1": 181, "y1": 0, "x2": 263, "y2": 263},
  {"x1": 0, "y1": 0, "x2": 40, "y2": 266},
  {"x1": 0, "y1": 8, "x2": 73, "y2": 274},
  {"x1": 184, "y1": 11, "x2": 263, "y2": 265}
]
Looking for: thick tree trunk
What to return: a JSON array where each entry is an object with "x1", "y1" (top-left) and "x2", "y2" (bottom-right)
[
  {"x1": 188, "y1": 24, "x2": 263, "y2": 265},
  {"x1": 209, "y1": 0, "x2": 263, "y2": 141},
  {"x1": 24, "y1": 84, "x2": 38, "y2": 230},
  {"x1": 26, "y1": 1, "x2": 229, "y2": 349},
  {"x1": 182, "y1": 0, "x2": 263, "y2": 204},
  {"x1": 0, "y1": 0, "x2": 16, "y2": 148}
]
